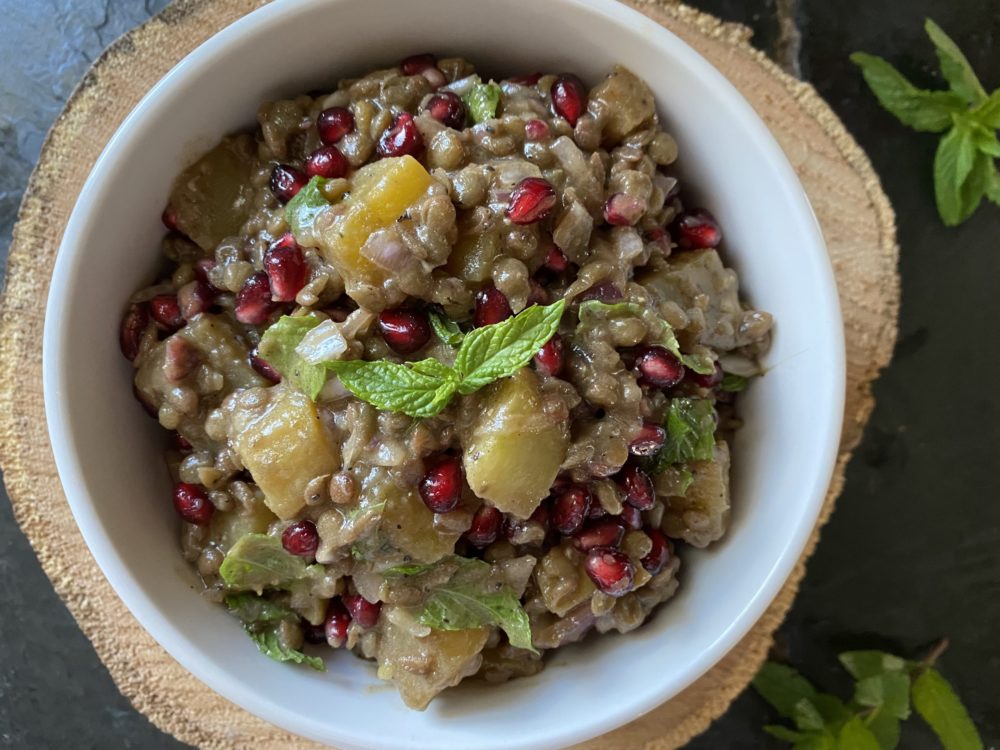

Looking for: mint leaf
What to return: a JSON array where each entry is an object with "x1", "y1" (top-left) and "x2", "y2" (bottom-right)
[
  {"x1": 986, "y1": 162, "x2": 1000, "y2": 205},
  {"x1": 855, "y1": 672, "x2": 912, "y2": 720},
  {"x1": 839, "y1": 650, "x2": 907, "y2": 680},
  {"x1": 219, "y1": 533, "x2": 309, "y2": 591},
  {"x1": 285, "y1": 176, "x2": 330, "y2": 241},
  {"x1": 429, "y1": 311, "x2": 465, "y2": 347},
  {"x1": 935, "y1": 123, "x2": 984, "y2": 226},
  {"x1": 246, "y1": 625, "x2": 325, "y2": 671},
  {"x1": 658, "y1": 320, "x2": 715, "y2": 375},
  {"x1": 753, "y1": 662, "x2": 819, "y2": 719},
  {"x1": 720, "y1": 373, "x2": 750, "y2": 392},
  {"x1": 763, "y1": 725, "x2": 808, "y2": 742},
  {"x1": 972, "y1": 89, "x2": 1000, "y2": 129},
  {"x1": 383, "y1": 562, "x2": 437, "y2": 576},
  {"x1": 850, "y1": 52, "x2": 967, "y2": 132},
  {"x1": 225, "y1": 593, "x2": 297, "y2": 623},
  {"x1": 836, "y1": 716, "x2": 881, "y2": 750},
  {"x1": 655, "y1": 397, "x2": 716, "y2": 468},
  {"x1": 924, "y1": 19, "x2": 987, "y2": 105},
  {"x1": 454, "y1": 300, "x2": 565, "y2": 393},
  {"x1": 463, "y1": 83, "x2": 502, "y2": 124},
  {"x1": 867, "y1": 710, "x2": 902, "y2": 750},
  {"x1": 324, "y1": 359, "x2": 460, "y2": 418},
  {"x1": 258, "y1": 315, "x2": 327, "y2": 398},
  {"x1": 970, "y1": 123, "x2": 1000, "y2": 157},
  {"x1": 912, "y1": 668, "x2": 984, "y2": 750},
  {"x1": 794, "y1": 698, "x2": 827, "y2": 732}
]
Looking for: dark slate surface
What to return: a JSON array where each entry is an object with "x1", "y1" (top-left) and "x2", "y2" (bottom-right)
[{"x1": 1, "y1": 1, "x2": 997, "y2": 748}]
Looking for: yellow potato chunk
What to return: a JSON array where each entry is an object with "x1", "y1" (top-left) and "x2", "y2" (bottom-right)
[
  {"x1": 463, "y1": 369, "x2": 568, "y2": 518},
  {"x1": 660, "y1": 441, "x2": 730, "y2": 548},
  {"x1": 590, "y1": 66, "x2": 655, "y2": 145},
  {"x1": 383, "y1": 486, "x2": 460, "y2": 564},
  {"x1": 446, "y1": 227, "x2": 500, "y2": 284},
  {"x1": 210, "y1": 499, "x2": 276, "y2": 553},
  {"x1": 230, "y1": 387, "x2": 340, "y2": 519}
]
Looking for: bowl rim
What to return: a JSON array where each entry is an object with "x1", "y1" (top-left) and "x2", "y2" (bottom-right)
[{"x1": 42, "y1": 0, "x2": 846, "y2": 747}]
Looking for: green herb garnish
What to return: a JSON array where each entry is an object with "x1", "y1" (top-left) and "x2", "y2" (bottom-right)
[
  {"x1": 224, "y1": 592, "x2": 325, "y2": 671},
  {"x1": 463, "y1": 82, "x2": 502, "y2": 124},
  {"x1": 720, "y1": 373, "x2": 750, "y2": 392},
  {"x1": 653, "y1": 397, "x2": 717, "y2": 471},
  {"x1": 851, "y1": 19, "x2": 1000, "y2": 226},
  {"x1": 429, "y1": 311, "x2": 465, "y2": 347},
  {"x1": 257, "y1": 315, "x2": 326, "y2": 398},
  {"x1": 284, "y1": 175, "x2": 331, "y2": 237},
  {"x1": 219, "y1": 533, "x2": 309, "y2": 591},
  {"x1": 247, "y1": 626, "x2": 325, "y2": 671}
]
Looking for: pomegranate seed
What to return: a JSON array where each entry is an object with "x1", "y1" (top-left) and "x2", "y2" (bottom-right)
[
  {"x1": 577, "y1": 280, "x2": 623, "y2": 303},
  {"x1": 269, "y1": 164, "x2": 308, "y2": 203},
  {"x1": 551, "y1": 484, "x2": 592, "y2": 535},
  {"x1": 120, "y1": 305, "x2": 148, "y2": 361},
  {"x1": 644, "y1": 227, "x2": 672, "y2": 256},
  {"x1": 317, "y1": 106, "x2": 355, "y2": 144},
  {"x1": 423, "y1": 91, "x2": 466, "y2": 129},
  {"x1": 629, "y1": 422, "x2": 666, "y2": 457},
  {"x1": 543, "y1": 244, "x2": 569, "y2": 272},
  {"x1": 585, "y1": 546, "x2": 634, "y2": 597},
  {"x1": 193, "y1": 258, "x2": 217, "y2": 287},
  {"x1": 264, "y1": 234, "x2": 307, "y2": 302},
  {"x1": 587, "y1": 502, "x2": 608, "y2": 520},
  {"x1": 505, "y1": 177, "x2": 557, "y2": 225},
  {"x1": 172, "y1": 483, "x2": 214, "y2": 526},
  {"x1": 305, "y1": 145, "x2": 349, "y2": 179},
  {"x1": 164, "y1": 336, "x2": 200, "y2": 382},
  {"x1": 573, "y1": 518, "x2": 626, "y2": 551},
  {"x1": 641, "y1": 528, "x2": 672, "y2": 575},
  {"x1": 161, "y1": 206, "x2": 181, "y2": 233},
  {"x1": 401, "y1": 53, "x2": 436, "y2": 75},
  {"x1": 673, "y1": 208, "x2": 722, "y2": 249},
  {"x1": 377, "y1": 308, "x2": 431, "y2": 354},
  {"x1": 550, "y1": 74, "x2": 587, "y2": 126},
  {"x1": 235, "y1": 272, "x2": 279, "y2": 325},
  {"x1": 534, "y1": 334, "x2": 565, "y2": 377},
  {"x1": 620, "y1": 503, "x2": 642, "y2": 530},
  {"x1": 377, "y1": 112, "x2": 423, "y2": 158},
  {"x1": 177, "y1": 280, "x2": 216, "y2": 319},
  {"x1": 324, "y1": 599, "x2": 351, "y2": 647},
  {"x1": 603, "y1": 193, "x2": 645, "y2": 226},
  {"x1": 282, "y1": 520, "x2": 319, "y2": 557},
  {"x1": 149, "y1": 295, "x2": 184, "y2": 333},
  {"x1": 343, "y1": 593, "x2": 381, "y2": 628},
  {"x1": 524, "y1": 119, "x2": 550, "y2": 141},
  {"x1": 172, "y1": 432, "x2": 193, "y2": 452},
  {"x1": 419, "y1": 455, "x2": 463, "y2": 513},
  {"x1": 474, "y1": 287, "x2": 513, "y2": 327},
  {"x1": 616, "y1": 463, "x2": 655, "y2": 510},
  {"x1": 634, "y1": 346, "x2": 685, "y2": 388},
  {"x1": 303, "y1": 621, "x2": 327, "y2": 644},
  {"x1": 250, "y1": 349, "x2": 282, "y2": 383},
  {"x1": 509, "y1": 72, "x2": 542, "y2": 86},
  {"x1": 465, "y1": 505, "x2": 503, "y2": 547},
  {"x1": 688, "y1": 361, "x2": 724, "y2": 389}
]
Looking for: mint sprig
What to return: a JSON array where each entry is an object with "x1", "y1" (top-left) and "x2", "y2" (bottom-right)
[
  {"x1": 225, "y1": 592, "x2": 326, "y2": 672},
  {"x1": 257, "y1": 315, "x2": 327, "y2": 398},
  {"x1": 851, "y1": 19, "x2": 999, "y2": 226},
  {"x1": 284, "y1": 175, "x2": 331, "y2": 238},
  {"x1": 652, "y1": 397, "x2": 717, "y2": 472},
  {"x1": 429, "y1": 311, "x2": 465, "y2": 347},
  {"x1": 463, "y1": 82, "x2": 502, "y2": 124}
]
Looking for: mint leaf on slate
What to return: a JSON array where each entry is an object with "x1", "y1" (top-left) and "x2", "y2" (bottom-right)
[
  {"x1": 867, "y1": 710, "x2": 902, "y2": 750},
  {"x1": 836, "y1": 716, "x2": 882, "y2": 750},
  {"x1": 463, "y1": 82, "x2": 502, "y2": 123},
  {"x1": 325, "y1": 358, "x2": 460, "y2": 418},
  {"x1": 247, "y1": 625, "x2": 325, "y2": 671},
  {"x1": 855, "y1": 672, "x2": 912, "y2": 720},
  {"x1": 753, "y1": 662, "x2": 819, "y2": 719},
  {"x1": 973, "y1": 90, "x2": 1000, "y2": 129},
  {"x1": 911, "y1": 668, "x2": 984, "y2": 750},
  {"x1": 429, "y1": 311, "x2": 465, "y2": 347},
  {"x1": 839, "y1": 650, "x2": 908, "y2": 679},
  {"x1": 924, "y1": 19, "x2": 987, "y2": 105},
  {"x1": 258, "y1": 315, "x2": 327, "y2": 398}
]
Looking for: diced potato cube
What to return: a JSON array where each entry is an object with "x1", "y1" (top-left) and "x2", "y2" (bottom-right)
[
  {"x1": 446, "y1": 228, "x2": 500, "y2": 284},
  {"x1": 589, "y1": 66, "x2": 656, "y2": 145},
  {"x1": 535, "y1": 545, "x2": 596, "y2": 617},
  {"x1": 210, "y1": 499, "x2": 276, "y2": 553},
  {"x1": 660, "y1": 441, "x2": 730, "y2": 547},
  {"x1": 383, "y1": 486, "x2": 460, "y2": 564}
]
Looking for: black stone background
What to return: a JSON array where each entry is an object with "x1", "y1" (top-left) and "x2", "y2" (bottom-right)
[{"x1": 0, "y1": 1, "x2": 997, "y2": 748}]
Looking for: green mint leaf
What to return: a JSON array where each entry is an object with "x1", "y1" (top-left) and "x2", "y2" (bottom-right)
[
  {"x1": 867, "y1": 710, "x2": 902, "y2": 750},
  {"x1": 753, "y1": 662, "x2": 819, "y2": 719},
  {"x1": 409, "y1": 557, "x2": 536, "y2": 653},
  {"x1": 986, "y1": 162, "x2": 1000, "y2": 206},
  {"x1": 219, "y1": 534, "x2": 309, "y2": 591},
  {"x1": 796, "y1": 736, "x2": 837, "y2": 750},
  {"x1": 811, "y1": 693, "x2": 853, "y2": 726},
  {"x1": 429, "y1": 311, "x2": 465, "y2": 347},
  {"x1": 934, "y1": 123, "x2": 986, "y2": 226},
  {"x1": 324, "y1": 359, "x2": 460, "y2": 418},
  {"x1": 924, "y1": 19, "x2": 987, "y2": 105},
  {"x1": 246, "y1": 624, "x2": 325, "y2": 671},
  {"x1": 657, "y1": 320, "x2": 715, "y2": 375},
  {"x1": 655, "y1": 397, "x2": 716, "y2": 468},
  {"x1": 836, "y1": 716, "x2": 882, "y2": 750},
  {"x1": 972, "y1": 89, "x2": 1000, "y2": 129},
  {"x1": 839, "y1": 650, "x2": 907, "y2": 680},
  {"x1": 258, "y1": 316, "x2": 327, "y2": 398},
  {"x1": 854, "y1": 672, "x2": 912, "y2": 720},
  {"x1": 720, "y1": 373, "x2": 750, "y2": 392},
  {"x1": 911, "y1": 668, "x2": 984, "y2": 750},
  {"x1": 463, "y1": 82, "x2": 502, "y2": 124},
  {"x1": 970, "y1": 123, "x2": 1000, "y2": 157},
  {"x1": 225, "y1": 593, "x2": 297, "y2": 623},
  {"x1": 383, "y1": 562, "x2": 437, "y2": 576},
  {"x1": 764, "y1": 725, "x2": 808, "y2": 742},
  {"x1": 850, "y1": 52, "x2": 967, "y2": 132},
  {"x1": 454, "y1": 300, "x2": 565, "y2": 394},
  {"x1": 285, "y1": 175, "x2": 331, "y2": 241},
  {"x1": 793, "y1": 698, "x2": 827, "y2": 732}
]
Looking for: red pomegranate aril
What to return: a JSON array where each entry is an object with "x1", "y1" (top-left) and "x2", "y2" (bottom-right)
[
  {"x1": 629, "y1": 422, "x2": 666, "y2": 457},
  {"x1": 264, "y1": 234, "x2": 308, "y2": 302},
  {"x1": 474, "y1": 287, "x2": 513, "y2": 327},
  {"x1": 324, "y1": 600, "x2": 351, "y2": 647},
  {"x1": 505, "y1": 177, "x2": 557, "y2": 225},
  {"x1": 424, "y1": 91, "x2": 466, "y2": 129},
  {"x1": 634, "y1": 346, "x2": 686, "y2": 388},
  {"x1": 401, "y1": 53, "x2": 436, "y2": 75},
  {"x1": 378, "y1": 308, "x2": 431, "y2": 354},
  {"x1": 524, "y1": 119, "x2": 550, "y2": 141},
  {"x1": 120, "y1": 305, "x2": 148, "y2": 361},
  {"x1": 534, "y1": 334, "x2": 565, "y2": 377},
  {"x1": 172, "y1": 483, "x2": 214, "y2": 526},
  {"x1": 164, "y1": 336, "x2": 200, "y2": 382},
  {"x1": 465, "y1": 505, "x2": 503, "y2": 547},
  {"x1": 584, "y1": 546, "x2": 635, "y2": 597},
  {"x1": 305, "y1": 145, "x2": 349, "y2": 179},
  {"x1": 303, "y1": 621, "x2": 327, "y2": 645},
  {"x1": 641, "y1": 528, "x2": 672, "y2": 575},
  {"x1": 282, "y1": 520, "x2": 319, "y2": 557},
  {"x1": 177, "y1": 280, "x2": 216, "y2": 319},
  {"x1": 543, "y1": 244, "x2": 569, "y2": 273},
  {"x1": 673, "y1": 208, "x2": 722, "y2": 249},
  {"x1": 551, "y1": 484, "x2": 592, "y2": 535},
  {"x1": 317, "y1": 106, "x2": 355, "y2": 144},
  {"x1": 644, "y1": 227, "x2": 672, "y2": 256},
  {"x1": 269, "y1": 164, "x2": 308, "y2": 203},
  {"x1": 377, "y1": 112, "x2": 423, "y2": 158},
  {"x1": 343, "y1": 593, "x2": 381, "y2": 629},
  {"x1": 617, "y1": 463, "x2": 655, "y2": 510},
  {"x1": 193, "y1": 258, "x2": 217, "y2": 287},
  {"x1": 510, "y1": 72, "x2": 542, "y2": 86},
  {"x1": 603, "y1": 192, "x2": 645, "y2": 226},
  {"x1": 250, "y1": 349, "x2": 282, "y2": 383},
  {"x1": 419, "y1": 455, "x2": 463, "y2": 513},
  {"x1": 235, "y1": 272, "x2": 279, "y2": 325},
  {"x1": 550, "y1": 74, "x2": 587, "y2": 126},
  {"x1": 620, "y1": 503, "x2": 642, "y2": 530},
  {"x1": 161, "y1": 205, "x2": 181, "y2": 233},
  {"x1": 688, "y1": 361, "x2": 724, "y2": 389},
  {"x1": 587, "y1": 502, "x2": 608, "y2": 520},
  {"x1": 577, "y1": 280, "x2": 624, "y2": 303},
  {"x1": 149, "y1": 295, "x2": 184, "y2": 333},
  {"x1": 573, "y1": 518, "x2": 626, "y2": 551}
]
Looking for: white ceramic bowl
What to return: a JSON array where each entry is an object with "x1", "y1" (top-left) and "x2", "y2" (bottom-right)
[{"x1": 43, "y1": 0, "x2": 845, "y2": 747}]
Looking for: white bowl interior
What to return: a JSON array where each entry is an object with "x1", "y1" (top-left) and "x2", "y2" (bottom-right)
[{"x1": 43, "y1": 0, "x2": 845, "y2": 748}]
